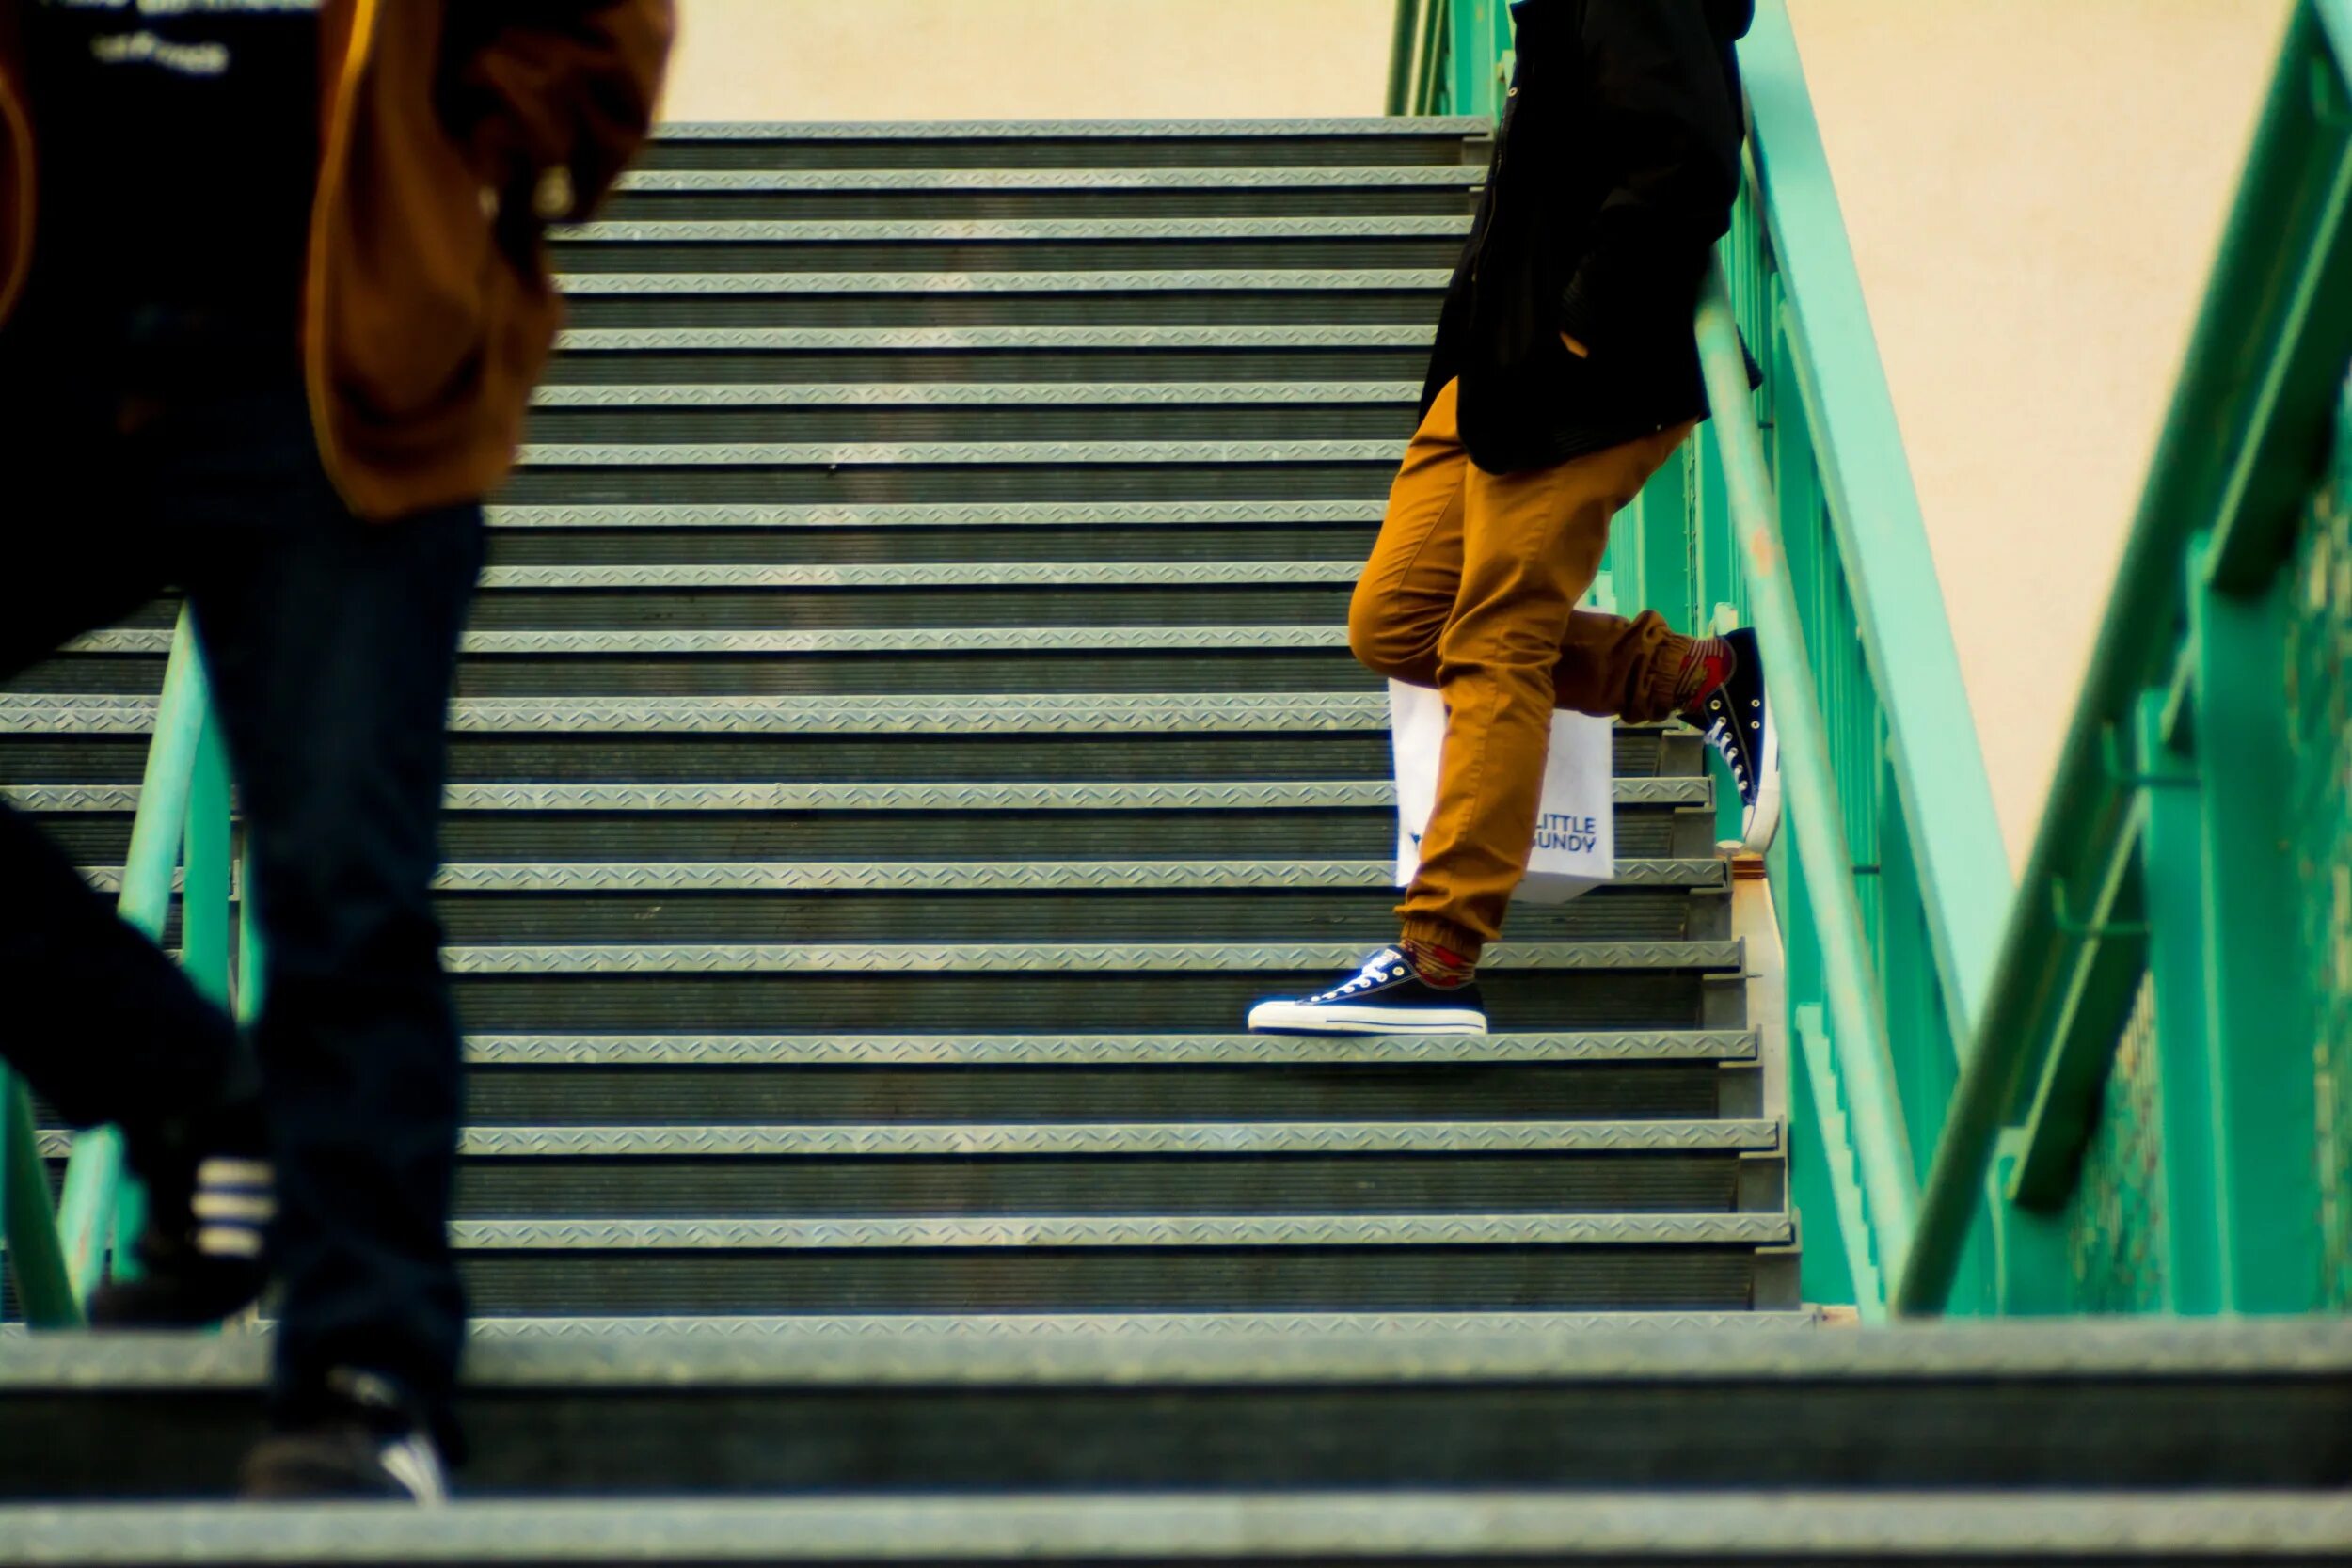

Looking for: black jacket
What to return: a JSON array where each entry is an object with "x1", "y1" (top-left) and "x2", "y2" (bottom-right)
[{"x1": 1422, "y1": 0, "x2": 1756, "y2": 473}]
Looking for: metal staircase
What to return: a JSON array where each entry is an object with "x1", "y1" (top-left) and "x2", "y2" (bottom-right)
[
  {"x1": 10, "y1": 117, "x2": 2339, "y2": 1563},
  {"x1": 8, "y1": 118, "x2": 1790, "y2": 1327}
]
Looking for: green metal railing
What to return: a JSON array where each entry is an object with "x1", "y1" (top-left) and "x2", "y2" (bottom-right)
[
  {"x1": 1391, "y1": 0, "x2": 2010, "y2": 1316},
  {"x1": 1895, "y1": 0, "x2": 2352, "y2": 1315},
  {"x1": 0, "y1": 610, "x2": 255, "y2": 1325}
]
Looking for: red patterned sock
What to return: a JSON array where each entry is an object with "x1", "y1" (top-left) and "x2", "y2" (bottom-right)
[
  {"x1": 1673, "y1": 637, "x2": 1736, "y2": 711},
  {"x1": 1401, "y1": 939, "x2": 1478, "y2": 990}
]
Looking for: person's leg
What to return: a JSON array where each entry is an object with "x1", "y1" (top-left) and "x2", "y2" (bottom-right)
[
  {"x1": 159, "y1": 382, "x2": 482, "y2": 1474},
  {"x1": 0, "y1": 371, "x2": 252, "y2": 1138},
  {"x1": 1399, "y1": 423, "x2": 1694, "y2": 961},
  {"x1": 1346, "y1": 379, "x2": 1470, "y2": 689},
  {"x1": 1548, "y1": 422, "x2": 1717, "y2": 724}
]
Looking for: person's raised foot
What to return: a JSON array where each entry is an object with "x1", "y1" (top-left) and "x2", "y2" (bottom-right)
[
  {"x1": 241, "y1": 1369, "x2": 450, "y2": 1503},
  {"x1": 1678, "y1": 626, "x2": 1780, "y2": 854},
  {"x1": 86, "y1": 1094, "x2": 273, "y2": 1330},
  {"x1": 1248, "y1": 947, "x2": 1486, "y2": 1036}
]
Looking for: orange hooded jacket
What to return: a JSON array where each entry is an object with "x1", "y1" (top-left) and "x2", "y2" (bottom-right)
[{"x1": 0, "y1": 0, "x2": 675, "y2": 519}]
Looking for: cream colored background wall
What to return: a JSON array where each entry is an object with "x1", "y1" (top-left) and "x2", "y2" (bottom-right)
[
  {"x1": 658, "y1": 0, "x2": 2292, "y2": 866},
  {"x1": 661, "y1": 0, "x2": 1395, "y2": 122},
  {"x1": 1784, "y1": 0, "x2": 2290, "y2": 864}
]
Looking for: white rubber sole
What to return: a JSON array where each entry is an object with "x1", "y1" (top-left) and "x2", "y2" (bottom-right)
[
  {"x1": 1739, "y1": 706, "x2": 1783, "y2": 856},
  {"x1": 1246, "y1": 1000, "x2": 1488, "y2": 1036}
]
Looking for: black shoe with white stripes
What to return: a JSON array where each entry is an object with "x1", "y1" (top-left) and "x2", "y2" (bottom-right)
[
  {"x1": 1248, "y1": 948, "x2": 1486, "y2": 1036},
  {"x1": 86, "y1": 1096, "x2": 273, "y2": 1330},
  {"x1": 242, "y1": 1369, "x2": 451, "y2": 1503},
  {"x1": 1681, "y1": 626, "x2": 1781, "y2": 853}
]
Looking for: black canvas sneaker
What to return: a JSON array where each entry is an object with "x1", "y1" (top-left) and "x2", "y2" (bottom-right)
[
  {"x1": 1682, "y1": 626, "x2": 1781, "y2": 853},
  {"x1": 242, "y1": 1369, "x2": 450, "y2": 1503},
  {"x1": 86, "y1": 1096, "x2": 273, "y2": 1329},
  {"x1": 1247, "y1": 948, "x2": 1487, "y2": 1036}
]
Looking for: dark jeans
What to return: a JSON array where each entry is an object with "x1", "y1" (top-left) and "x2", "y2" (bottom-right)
[{"x1": 0, "y1": 325, "x2": 481, "y2": 1446}]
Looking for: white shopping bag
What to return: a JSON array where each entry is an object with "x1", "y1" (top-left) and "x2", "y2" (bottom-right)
[{"x1": 1390, "y1": 679, "x2": 1614, "y2": 905}]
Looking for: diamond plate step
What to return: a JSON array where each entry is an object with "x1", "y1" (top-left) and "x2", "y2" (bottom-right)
[
  {"x1": 7, "y1": 779, "x2": 1719, "y2": 866},
  {"x1": 521, "y1": 382, "x2": 1422, "y2": 445},
  {"x1": 486, "y1": 499, "x2": 1394, "y2": 528},
  {"x1": 551, "y1": 216, "x2": 1477, "y2": 277},
  {"x1": 36, "y1": 625, "x2": 1378, "y2": 698},
  {"x1": 634, "y1": 116, "x2": 1489, "y2": 171},
  {"x1": 476, "y1": 499, "x2": 1395, "y2": 569},
  {"x1": 38, "y1": 1117, "x2": 1782, "y2": 1222},
  {"x1": 611, "y1": 166, "x2": 1486, "y2": 194},
  {"x1": 555, "y1": 271, "x2": 1448, "y2": 334},
  {"x1": 546, "y1": 341, "x2": 1438, "y2": 390},
  {"x1": 444, "y1": 1212, "x2": 1788, "y2": 1318},
  {"x1": 556, "y1": 324, "x2": 1436, "y2": 355},
  {"x1": 595, "y1": 166, "x2": 1483, "y2": 226},
  {"x1": 36, "y1": 1028, "x2": 1762, "y2": 1132},
  {"x1": 12, "y1": 1318, "x2": 2352, "y2": 1500},
  {"x1": 4, "y1": 1493, "x2": 2344, "y2": 1567},
  {"x1": 87, "y1": 858, "x2": 1717, "y2": 947}
]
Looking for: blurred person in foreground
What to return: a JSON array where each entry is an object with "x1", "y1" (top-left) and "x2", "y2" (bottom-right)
[
  {"x1": 0, "y1": 0, "x2": 670, "y2": 1499},
  {"x1": 1249, "y1": 0, "x2": 1773, "y2": 1037}
]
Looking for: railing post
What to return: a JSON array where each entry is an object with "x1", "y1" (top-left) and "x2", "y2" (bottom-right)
[
  {"x1": 53, "y1": 608, "x2": 215, "y2": 1300},
  {"x1": 2189, "y1": 540, "x2": 2324, "y2": 1311},
  {"x1": 2138, "y1": 681, "x2": 2223, "y2": 1313},
  {"x1": 1385, "y1": 0, "x2": 1422, "y2": 116},
  {"x1": 182, "y1": 716, "x2": 234, "y2": 1011},
  {"x1": 1, "y1": 1067, "x2": 81, "y2": 1327}
]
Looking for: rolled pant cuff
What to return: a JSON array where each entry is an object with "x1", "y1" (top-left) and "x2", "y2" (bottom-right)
[
  {"x1": 1398, "y1": 915, "x2": 1486, "y2": 968},
  {"x1": 1638, "y1": 631, "x2": 1703, "y2": 722}
]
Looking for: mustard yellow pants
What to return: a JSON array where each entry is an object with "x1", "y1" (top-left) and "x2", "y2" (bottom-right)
[{"x1": 1348, "y1": 378, "x2": 1697, "y2": 960}]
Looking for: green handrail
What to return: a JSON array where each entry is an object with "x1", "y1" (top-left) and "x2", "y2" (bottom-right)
[
  {"x1": 1895, "y1": 0, "x2": 2352, "y2": 1315},
  {"x1": 2, "y1": 607, "x2": 247, "y2": 1322},
  {"x1": 1695, "y1": 262, "x2": 1919, "y2": 1277}
]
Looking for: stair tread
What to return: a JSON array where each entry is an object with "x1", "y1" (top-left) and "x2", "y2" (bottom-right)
[
  {"x1": 1, "y1": 1492, "x2": 2344, "y2": 1565},
  {"x1": 559, "y1": 325, "x2": 1433, "y2": 352},
  {"x1": 39, "y1": 1118, "x2": 1779, "y2": 1161},
  {"x1": 489, "y1": 561, "x2": 1358, "y2": 585},
  {"x1": 456, "y1": 1119, "x2": 1778, "y2": 1158},
  {"x1": 456, "y1": 1030, "x2": 1759, "y2": 1066},
  {"x1": 445, "y1": 1213, "x2": 1791, "y2": 1250},
  {"x1": 70, "y1": 626, "x2": 1359, "y2": 656},
  {"x1": 486, "y1": 500, "x2": 1395, "y2": 528},
  {"x1": 435, "y1": 940, "x2": 1744, "y2": 974},
  {"x1": 559, "y1": 270, "x2": 1452, "y2": 294},
  {"x1": 8, "y1": 780, "x2": 1712, "y2": 812},
  {"x1": 516, "y1": 441, "x2": 1406, "y2": 467},
  {"x1": 74, "y1": 857, "x2": 1723, "y2": 895},
  {"x1": 564, "y1": 216, "x2": 1476, "y2": 243},
  {"x1": 0, "y1": 691, "x2": 1555, "y2": 735},
  {"x1": 19, "y1": 1316, "x2": 2352, "y2": 1388},
  {"x1": 532, "y1": 382, "x2": 1422, "y2": 408},
  {"x1": 612, "y1": 166, "x2": 1485, "y2": 194},
  {"x1": 652, "y1": 116, "x2": 1489, "y2": 138}
]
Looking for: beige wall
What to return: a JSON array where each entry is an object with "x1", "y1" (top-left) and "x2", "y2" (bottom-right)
[
  {"x1": 1786, "y1": 0, "x2": 2290, "y2": 864},
  {"x1": 661, "y1": 0, "x2": 1395, "y2": 122},
  {"x1": 657, "y1": 0, "x2": 2290, "y2": 866}
]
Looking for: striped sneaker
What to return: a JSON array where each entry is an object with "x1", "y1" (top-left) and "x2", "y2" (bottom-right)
[
  {"x1": 86, "y1": 1100, "x2": 274, "y2": 1329},
  {"x1": 1681, "y1": 626, "x2": 1781, "y2": 853},
  {"x1": 1247, "y1": 948, "x2": 1487, "y2": 1036}
]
